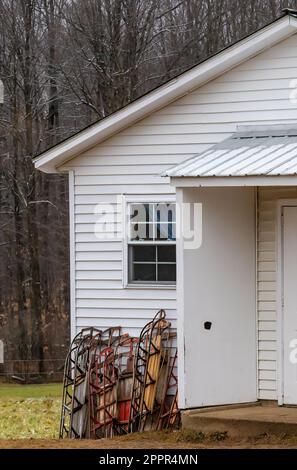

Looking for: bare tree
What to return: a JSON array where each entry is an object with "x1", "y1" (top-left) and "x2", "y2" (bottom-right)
[{"x1": 0, "y1": 0, "x2": 296, "y2": 377}]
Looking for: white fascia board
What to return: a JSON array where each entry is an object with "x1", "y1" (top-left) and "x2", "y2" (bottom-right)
[
  {"x1": 170, "y1": 175, "x2": 297, "y2": 187},
  {"x1": 34, "y1": 15, "x2": 297, "y2": 173},
  {"x1": 68, "y1": 170, "x2": 76, "y2": 340}
]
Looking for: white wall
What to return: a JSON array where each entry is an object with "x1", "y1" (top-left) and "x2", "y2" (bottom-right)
[
  {"x1": 179, "y1": 187, "x2": 257, "y2": 408},
  {"x1": 257, "y1": 186, "x2": 297, "y2": 400},
  {"x1": 60, "y1": 33, "x2": 297, "y2": 401},
  {"x1": 66, "y1": 164, "x2": 177, "y2": 339}
]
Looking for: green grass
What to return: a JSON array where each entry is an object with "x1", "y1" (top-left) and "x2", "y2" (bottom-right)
[
  {"x1": 0, "y1": 383, "x2": 62, "y2": 400},
  {"x1": 0, "y1": 383, "x2": 62, "y2": 439}
]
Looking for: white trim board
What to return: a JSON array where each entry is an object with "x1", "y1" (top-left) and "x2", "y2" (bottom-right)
[
  {"x1": 34, "y1": 15, "x2": 297, "y2": 174},
  {"x1": 69, "y1": 170, "x2": 76, "y2": 340},
  {"x1": 122, "y1": 194, "x2": 176, "y2": 290},
  {"x1": 171, "y1": 176, "x2": 297, "y2": 188},
  {"x1": 255, "y1": 188, "x2": 259, "y2": 401},
  {"x1": 276, "y1": 199, "x2": 297, "y2": 405},
  {"x1": 176, "y1": 187, "x2": 185, "y2": 409}
]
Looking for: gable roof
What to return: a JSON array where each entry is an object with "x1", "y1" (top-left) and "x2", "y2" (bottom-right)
[
  {"x1": 35, "y1": 12, "x2": 297, "y2": 173},
  {"x1": 164, "y1": 125, "x2": 297, "y2": 177}
]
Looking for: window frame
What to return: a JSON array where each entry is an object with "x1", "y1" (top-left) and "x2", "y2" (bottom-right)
[{"x1": 123, "y1": 195, "x2": 176, "y2": 289}]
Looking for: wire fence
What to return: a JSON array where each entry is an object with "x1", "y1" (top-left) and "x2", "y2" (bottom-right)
[{"x1": 0, "y1": 358, "x2": 65, "y2": 383}]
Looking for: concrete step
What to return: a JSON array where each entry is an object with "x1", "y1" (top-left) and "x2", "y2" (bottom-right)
[{"x1": 182, "y1": 403, "x2": 297, "y2": 438}]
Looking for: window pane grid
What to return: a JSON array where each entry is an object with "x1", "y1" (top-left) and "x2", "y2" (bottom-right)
[
  {"x1": 132, "y1": 261, "x2": 176, "y2": 264},
  {"x1": 128, "y1": 241, "x2": 175, "y2": 245},
  {"x1": 128, "y1": 202, "x2": 176, "y2": 284}
]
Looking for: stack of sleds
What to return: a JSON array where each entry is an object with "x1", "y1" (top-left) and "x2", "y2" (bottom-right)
[{"x1": 59, "y1": 310, "x2": 180, "y2": 439}]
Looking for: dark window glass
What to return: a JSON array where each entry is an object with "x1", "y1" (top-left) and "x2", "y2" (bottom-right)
[
  {"x1": 133, "y1": 264, "x2": 156, "y2": 282},
  {"x1": 158, "y1": 264, "x2": 176, "y2": 282},
  {"x1": 158, "y1": 245, "x2": 176, "y2": 262},
  {"x1": 132, "y1": 245, "x2": 156, "y2": 262}
]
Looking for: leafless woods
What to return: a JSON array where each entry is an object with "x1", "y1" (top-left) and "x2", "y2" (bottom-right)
[{"x1": 0, "y1": 0, "x2": 295, "y2": 376}]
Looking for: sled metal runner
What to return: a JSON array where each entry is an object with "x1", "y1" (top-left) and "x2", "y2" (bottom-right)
[
  {"x1": 60, "y1": 310, "x2": 179, "y2": 439},
  {"x1": 114, "y1": 336, "x2": 138, "y2": 435},
  {"x1": 59, "y1": 327, "x2": 102, "y2": 438},
  {"x1": 88, "y1": 327, "x2": 122, "y2": 438},
  {"x1": 128, "y1": 309, "x2": 171, "y2": 432},
  {"x1": 157, "y1": 345, "x2": 180, "y2": 430}
]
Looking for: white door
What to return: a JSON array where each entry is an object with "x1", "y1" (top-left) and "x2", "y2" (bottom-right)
[
  {"x1": 282, "y1": 206, "x2": 297, "y2": 405},
  {"x1": 182, "y1": 188, "x2": 257, "y2": 407}
]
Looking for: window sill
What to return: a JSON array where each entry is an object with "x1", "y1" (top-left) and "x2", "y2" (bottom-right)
[{"x1": 125, "y1": 283, "x2": 176, "y2": 290}]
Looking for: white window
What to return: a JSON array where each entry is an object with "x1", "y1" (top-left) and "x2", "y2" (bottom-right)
[{"x1": 127, "y1": 201, "x2": 176, "y2": 285}]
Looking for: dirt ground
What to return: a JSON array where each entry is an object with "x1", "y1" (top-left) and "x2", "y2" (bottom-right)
[
  {"x1": 1, "y1": 384, "x2": 297, "y2": 449},
  {"x1": 1, "y1": 431, "x2": 297, "y2": 449}
]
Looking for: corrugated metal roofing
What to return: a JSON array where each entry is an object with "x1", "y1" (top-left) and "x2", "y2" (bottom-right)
[{"x1": 164, "y1": 127, "x2": 297, "y2": 177}]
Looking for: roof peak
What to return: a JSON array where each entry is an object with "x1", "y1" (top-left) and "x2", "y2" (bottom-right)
[{"x1": 34, "y1": 13, "x2": 297, "y2": 173}]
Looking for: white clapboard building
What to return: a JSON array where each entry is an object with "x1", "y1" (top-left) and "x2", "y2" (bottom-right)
[{"x1": 35, "y1": 10, "x2": 297, "y2": 410}]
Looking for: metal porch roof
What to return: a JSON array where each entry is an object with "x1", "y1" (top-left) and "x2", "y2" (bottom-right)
[{"x1": 164, "y1": 126, "x2": 297, "y2": 178}]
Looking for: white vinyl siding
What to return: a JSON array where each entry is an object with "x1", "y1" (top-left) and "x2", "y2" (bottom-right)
[
  {"x1": 60, "y1": 33, "x2": 297, "y2": 400},
  {"x1": 257, "y1": 187, "x2": 297, "y2": 400}
]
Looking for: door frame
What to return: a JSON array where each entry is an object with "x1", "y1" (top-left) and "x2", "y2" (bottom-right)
[{"x1": 276, "y1": 199, "x2": 297, "y2": 405}]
